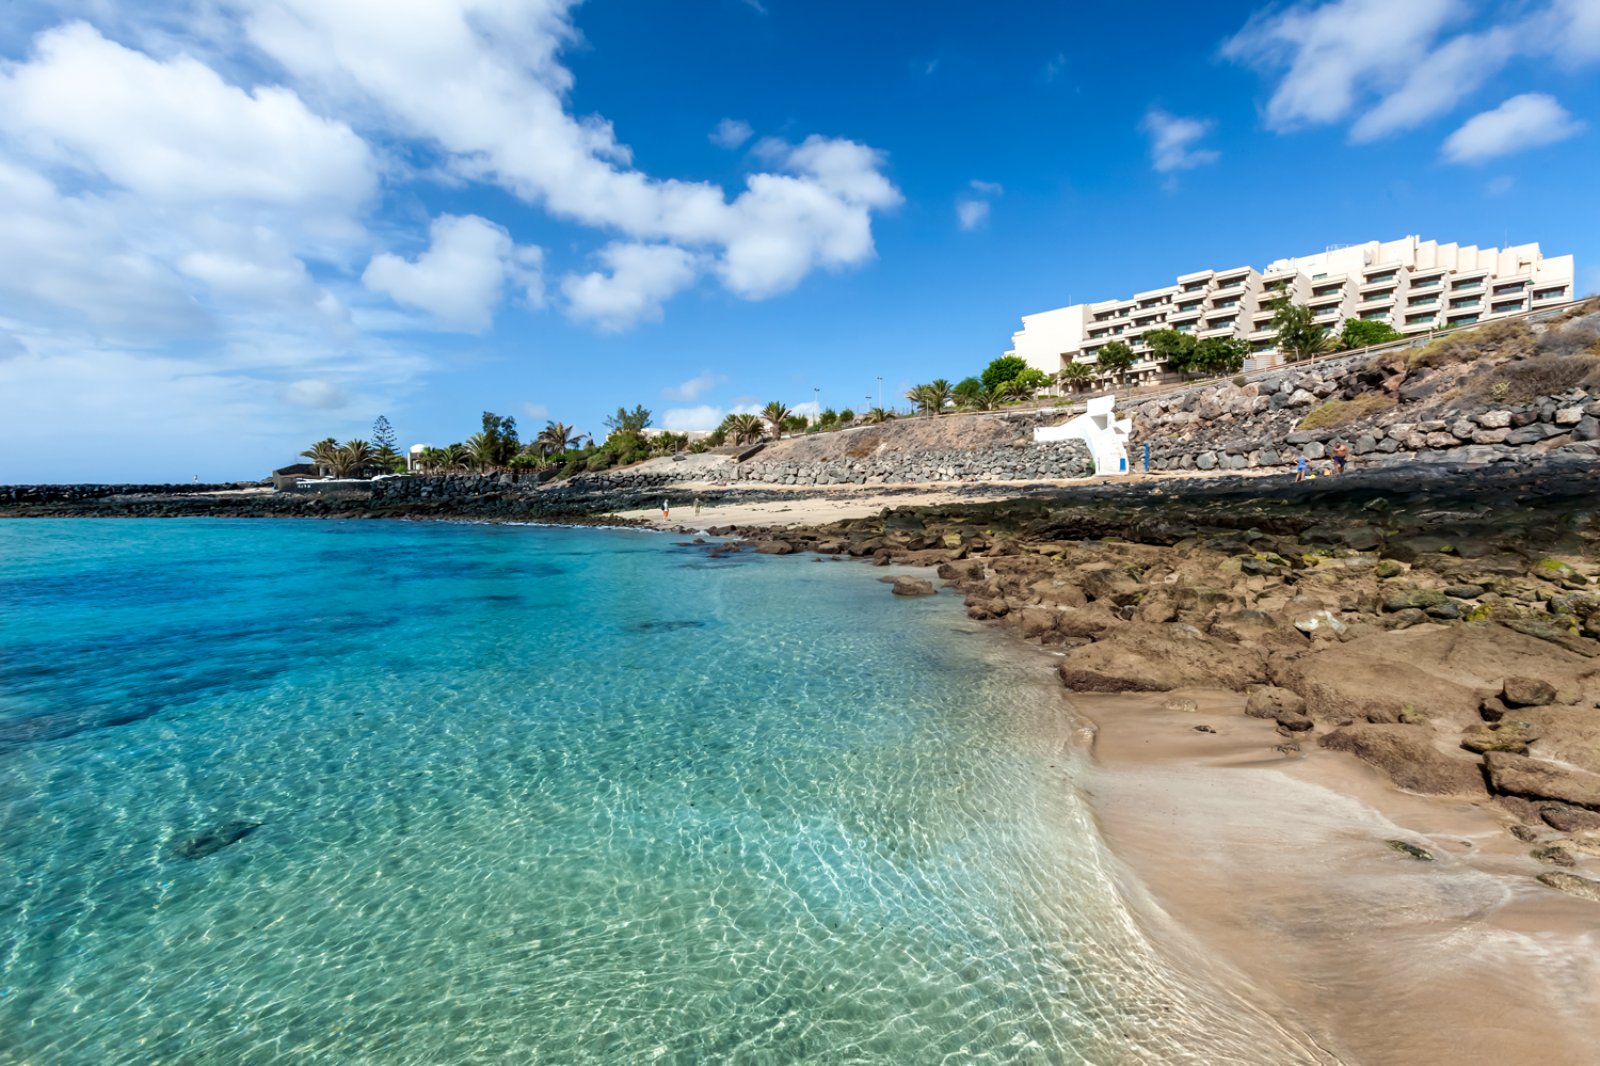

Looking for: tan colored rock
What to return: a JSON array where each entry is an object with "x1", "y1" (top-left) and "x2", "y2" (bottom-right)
[
  {"x1": 1485, "y1": 751, "x2": 1600, "y2": 809},
  {"x1": 1319, "y1": 724, "x2": 1487, "y2": 796},
  {"x1": 1245, "y1": 685, "x2": 1307, "y2": 719},
  {"x1": 1057, "y1": 622, "x2": 1267, "y2": 693},
  {"x1": 1537, "y1": 871, "x2": 1600, "y2": 903}
]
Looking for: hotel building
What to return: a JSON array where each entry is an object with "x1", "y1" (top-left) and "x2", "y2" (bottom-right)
[{"x1": 1007, "y1": 236, "x2": 1576, "y2": 382}]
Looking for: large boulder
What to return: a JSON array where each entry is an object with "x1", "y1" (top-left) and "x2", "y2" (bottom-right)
[
  {"x1": 1484, "y1": 751, "x2": 1600, "y2": 809},
  {"x1": 1057, "y1": 622, "x2": 1267, "y2": 693},
  {"x1": 1502, "y1": 676, "x2": 1556, "y2": 707},
  {"x1": 889, "y1": 576, "x2": 936, "y2": 597},
  {"x1": 1319, "y1": 724, "x2": 1487, "y2": 796}
]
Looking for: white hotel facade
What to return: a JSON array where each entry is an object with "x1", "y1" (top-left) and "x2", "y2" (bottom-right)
[{"x1": 1007, "y1": 236, "x2": 1576, "y2": 382}]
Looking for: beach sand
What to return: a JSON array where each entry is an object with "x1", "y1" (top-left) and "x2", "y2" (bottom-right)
[{"x1": 1074, "y1": 687, "x2": 1600, "y2": 1066}]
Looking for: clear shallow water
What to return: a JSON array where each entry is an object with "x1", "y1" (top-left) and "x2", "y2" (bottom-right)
[{"x1": 0, "y1": 519, "x2": 1322, "y2": 1064}]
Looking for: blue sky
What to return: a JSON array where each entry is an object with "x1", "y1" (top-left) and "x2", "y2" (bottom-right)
[{"x1": 1, "y1": 0, "x2": 1597, "y2": 482}]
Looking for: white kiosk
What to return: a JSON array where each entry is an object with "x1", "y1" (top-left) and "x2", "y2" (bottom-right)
[{"x1": 1032, "y1": 395, "x2": 1132, "y2": 476}]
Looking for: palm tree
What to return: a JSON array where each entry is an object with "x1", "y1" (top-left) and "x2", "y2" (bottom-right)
[
  {"x1": 1057, "y1": 362, "x2": 1093, "y2": 393},
  {"x1": 907, "y1": 379, "x2": 953, "y2": 416},
  {"x1": 330, "y1": 439, "x2": 374, "y2": 477},
  {"x1": 465, "y1": 432, "x2": 499, "y2": 470},
  {"x1": 863, "y1": 406, "x2": 896, "y2": 424},
  {"x1": 1000, "y1": 377, "x2": 1037, "y2": 403},
  {"x1": 300, "y1": 438, "x2": 339, "y2": 476},
  {"x1": 726, "y1": 414, "x2": 763, "y2": 445},
  {"x1": 761, "y1": 401, "x2": 792, "y2": 440},
  {"x1": 535, "y1": 420, "x2": 579, "y2": 457},
  {"x1": 956, "y1": 387, "x2": 999, "y2": 411}
]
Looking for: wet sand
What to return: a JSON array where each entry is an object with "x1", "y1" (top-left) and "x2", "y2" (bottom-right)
[{"x1": 1072, "y1": 687, "x2": 1600, "y2": 1066}]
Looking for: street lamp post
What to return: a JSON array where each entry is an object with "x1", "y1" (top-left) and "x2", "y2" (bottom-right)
[
  {"x1": 813, "y1": 387, "x2": 820, "y2": 424},
  {"x1": 876, "y1": 376, "x2": 883, "y2": 409}
]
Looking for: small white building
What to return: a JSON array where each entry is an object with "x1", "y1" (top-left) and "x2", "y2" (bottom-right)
[{"x1": 1007, "y1": 236, "x2": 1577, "y2": 381}]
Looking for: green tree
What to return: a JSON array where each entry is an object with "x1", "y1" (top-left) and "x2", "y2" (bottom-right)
[
  {"x1": 957, "y1": 385, "x2": 1000, "y2": 411},
  {"x1": 1095, "y1": 340, "x2": 1136, "y2": 384},
  {"x1": 726, "y1": 413, "x2": 764, "y2": 444},
  {"x1": 953, "y1": 376, "x2": 984, "y2": 404},
  {"x1": 1270, "y1": 300, "x2": 1332, "y2": 362},
  {"x1": 1191, "y1": 336, "x2": 1249, "y2": 376},
  {"x1": 761, "y1": 401, "x2": 792, "y2": 440},
  {"x1": 863, "y1": 406, "x2": 895, "y2": 424},
  {"x1": 603, "y1": 405, "x2": 652, "y2": 437},
  {"x1": 330, "y1": 438, "x2": 374, "y2": 477},
  {"x1": 907, "y1": 379, "x2": 953, "y2": 416},
  {"x1": 980, "y1": 355, "x2": 1029, "y2": 392},
  {"x1": 1338, "y1": 319, "x2": 1403, "y2": 350},
  {"x1": 838, "y1": 408, "x2": 855, "y2": 423},
  {"x1": 535, "y1": 420, "x2": 581, "y2": 457},
  {"x1": 300, "y1": 438, "x2": 339, "y2": 476},
  {"x1": 1057, "y1": 362, "x2": 1093, "y2": 393},
  {"x1": 1144, "y1": 329, "x2": 1197, "y2": 374}
]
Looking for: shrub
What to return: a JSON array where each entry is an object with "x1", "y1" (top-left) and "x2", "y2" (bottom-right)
[
  {"x1": 1536, "y1": 319, "x2": 1600, "y2": 356},
  {"x1": 1339, "y1": 319, "x2": 1402, "y2": 349},
  {"x1": 981, "y1": 356, "x2": 1028, "y2": 392},
  {"x1": 1297, "y1": 392, "x2": 1395, "y2": 431},
  {"x1": 1468, "y1": 354, "x2": 1600, "y2": 404},
  {"x1": 1408, "y1": 318, "x2": 1535, "y2": 368}
]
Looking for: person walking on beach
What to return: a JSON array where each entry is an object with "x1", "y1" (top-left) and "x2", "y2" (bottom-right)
[
  {"x1": 661, "y1": 499, "x2": 670, "y2": 521},
  {"x1": 693, "y1": 496, "x2": 701, "y2": 517},
  {"x1": 1331, "y1": 440, "x2": 1350, "y2": 475},
  {"x1": 1295, "y1": 453, "x2": 1310, "y2": 482}
]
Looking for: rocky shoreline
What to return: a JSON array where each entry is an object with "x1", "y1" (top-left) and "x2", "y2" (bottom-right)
[{"x1": 684, "y1": 458, "x2": 1600, "y2": 906}]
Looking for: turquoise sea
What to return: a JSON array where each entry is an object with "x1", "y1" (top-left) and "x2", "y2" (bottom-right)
[{"x1": 0, "y1": 519, "x2": 1321, "y2": 1064}]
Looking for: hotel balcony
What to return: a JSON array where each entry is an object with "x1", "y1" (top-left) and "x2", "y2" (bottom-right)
[
  {"x1": 1446, "y1": 314, "x2": 1481, "y2": 328},
  {"x1": 1403, "y1": 312, "x2": 1438, "y2": 330},
  {"x1": 1409, "y1": 273, "x2": 1445, "y2": 290},
  {"x1": 1532, "y1": 286, "x2": 1570, "y2": 303},
  {"x1": 1169, "y1": 306, "x2": 1203, "y2": 323},
  {"x1": 1449, "y1": 274, "x2": 1487, "y2": 292},
  {"x1": 1358, "y1": 291, "x2": 1396, "y2": 308},
  {"x1": 1307, "y1": 291, "x2": 1345, "y2": 307},
  {"x1": 1198, "y1": 323, "x2": 1237, "y2": 338},
  {"x1": 1490, "y1": 299, "x2": 1526, "y2": 316},
  {"x1": 1359, "y1": 273, "x2": 1400, "y2": 291},
  {"x1": 1406, "y1": 295, "x2": 1439, "y2": 308}
]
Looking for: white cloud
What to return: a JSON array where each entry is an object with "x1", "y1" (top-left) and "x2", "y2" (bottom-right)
[
  {"x1": 1348, "y1": 28, "x2": 1516, "y2": 141},
  {"x1": 710, "y1": 118, "x2": 753, "y2": 149},
  {"x1": 0, "y1": 21, "x2": 375, "y2": 226},
  {"x1": 282, "y1": 378, "x2": 349, "y2": 409},
  {"x1": 243, "y1": 0, "x2": 899, "y2": 324},
  {"x1": 663, "y1": 370, "x2": 725, "y2": 402},
  {"x1": 660, "y1": 405, "x2": 726, "y2": 432},
  {"x1": 1549, "y1": 0, "x2": 1600, "y2": 64},
  {"x1": 1442, "y1": 93, "x2": 1584, "y2": 163},
  {"x1": 955, "y1": 199, "x2": 990, "y2": 231},
  {"x1": 1141, "y1": 109, "x2": 1220, "y2": 172},
  {"x1": 561, "y1": 242, "x2": 699, "y2": 331},
  {"x1": 969, "y1": 179, "x2": 1003, "y2": 196},
  {"x1": 362, "y1": 214, "x2": 541, "y2": 330},
  {"x1": 1226, "y1": 0, "x2": 1600, "y2": 146},
  {"x1": 521, "y1": 402, "x2": 550, "y2": 420},
  {"x1": 1485, "y1": 175, "x2": 1514, "y2": 197},
  {"x1": 1222, "y1": 0, "x2": 1461, "y2": 131}
]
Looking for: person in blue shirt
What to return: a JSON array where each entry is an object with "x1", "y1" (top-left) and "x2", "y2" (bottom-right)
[{"x1": 1295, "y1": 453, "x2": 1310, "y2": 482}]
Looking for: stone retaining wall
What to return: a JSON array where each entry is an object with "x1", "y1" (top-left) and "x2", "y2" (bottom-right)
[
  {"x1": 0, "y1": 482, "x2": 257, "y2": 503},
  {"x1": 1128, "y1": 347, "x2": 1600, "y2": 473},
  {"x1": 731, "y1": 442, "x2": 1092, "y2": 486}
]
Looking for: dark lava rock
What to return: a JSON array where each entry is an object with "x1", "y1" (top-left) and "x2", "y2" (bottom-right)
[
  {"x1": 1531, "y1": 845, "x2": 1577, "y2": 867},
  {"x1": 167, "y1": 820, "x2": 262, "y2": 861},
  {"x1": 1385, "y1": 839, "x2": 1435, "y2": 862}
]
